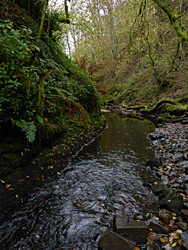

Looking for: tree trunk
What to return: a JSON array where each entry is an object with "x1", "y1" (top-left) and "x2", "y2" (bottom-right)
[
  {"x1": 36, "y1": 0, "x2": 49, "y2": 44},
  {"x1": 152, "y1": 0, "x2": 188, "y2": 43}
]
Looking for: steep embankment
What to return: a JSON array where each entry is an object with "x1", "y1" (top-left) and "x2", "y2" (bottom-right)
[{"x1": 0, "y1": 0, "x2": 104, "y2": 204}]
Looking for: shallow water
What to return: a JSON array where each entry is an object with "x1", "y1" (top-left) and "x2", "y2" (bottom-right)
[{"x1": 0, "y1": 113, "x2": 158, "y2": 250}]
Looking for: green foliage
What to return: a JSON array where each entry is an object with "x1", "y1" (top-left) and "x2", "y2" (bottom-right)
[
  {"x1": 0, "y1": 17, "x2": 101, "y2": 145},
  {"x1": 12, "y1": 119, "x2": 37, "y2": 143},
  {"x1": 0, "y1": 20, "x2": 39, "y2": 122},
  {"x1": 66, "y1": 0, "x2": 188, "y2": 105}
]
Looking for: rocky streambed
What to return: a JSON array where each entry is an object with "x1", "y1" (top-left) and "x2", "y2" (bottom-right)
[
  {"x1": 1, "y1": 112, "x2": 188, "y2": 250},
  {"x1": 146, "y1": 121, "x2": 188, "y2": 249},
  {"x1": 97, "y1": 113, "x2": 188, "y2": 250}
]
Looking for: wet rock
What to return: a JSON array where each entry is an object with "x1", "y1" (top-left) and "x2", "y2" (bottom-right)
[
  {"x1": 158, "y1": 209, "x2": 171, "y2": 224},
  {"x1": 185, "y1": 184, "x2": 188, "y2": 195},
  {"x1": 149, "y1": 219, "x2": 169, "y2": 234},
  {"x1": 159, "y1": 195, "x2": 183, "y2": 213},
  {"x1": 149, "y1": 133, "x2": 163, "y2": 140},
  {"x1": 146, "y1": 158, "x2": 162, "y2": 168},
  {"x1": 182, "y1": 120, "x2": 188, "y2": 124},
  {"x1": 176, "y1": 177, "x2": 184, "y2": 184},
  {"x1": 98, "y1": 230, "x2": 136, "y2": 250},
  {"x1": 114, "y1": 216, "x2": 149, "y2": 244},
  {"x1": 161, "y1": 175, "x2": 169, "y2": 185},
  {"x1": 172, "y1": 153, "x2": 183, "y2": 162},
  {"x1": 184, "y1": 153, "x2": 188, "y2": 160},
  {"x1": 152, "y1": 184, "x2": 166, "y2": 194},
  {"x1": 180, "y1": 230, "x2": 188, "y2": 249},
  {"x1": 181, "y1": 210, "x2": 188, "y2": 221},
  {"x1": 185, "y1": 175, "x2": 188, "y2": 183},
  {"x1": 183, "y1": 201, "x2": 188, "y2": 209},
  {"x1": 185, "y1": 168, "x2": 188, "y2": 175},
  {"x1": 148, "y1": 239, "x2": 162, "y2": 250},
  {"x1": 159, "y1": 188, "x2": 175, "y2": 200},
  {"x1": 177, "y1": 221, "x2": 188, "y2": 231},
  {"x1": 172, "y1": 183, "x2": 181, "y2": 188}
]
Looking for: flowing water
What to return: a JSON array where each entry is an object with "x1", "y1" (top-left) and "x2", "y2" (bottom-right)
[{"x1": 0, "y1": 113, "x2": 158, "y2": 250}]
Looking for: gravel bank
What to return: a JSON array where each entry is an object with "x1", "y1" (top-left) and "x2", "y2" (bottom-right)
[{"x1": 148, "y1": 121, "x2": 188, "y2": 249}]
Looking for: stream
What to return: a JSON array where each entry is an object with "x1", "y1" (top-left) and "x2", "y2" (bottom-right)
[{"x1": 0, "y1": 113, "x2": 158, "y2": 250}]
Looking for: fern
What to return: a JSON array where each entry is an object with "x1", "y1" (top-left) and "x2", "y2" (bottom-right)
[{"x1": 12, "y1": 119, "x2": 37, "y2": 143}]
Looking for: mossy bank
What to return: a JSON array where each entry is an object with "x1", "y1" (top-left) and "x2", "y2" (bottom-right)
[{"x1": 0, "y1": 0, "x2": 104, "y2": 216}]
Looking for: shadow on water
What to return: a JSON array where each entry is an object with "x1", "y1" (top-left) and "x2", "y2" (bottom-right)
[{"x1": 0, "y1": 113, "x2": 158, "y2": 250}]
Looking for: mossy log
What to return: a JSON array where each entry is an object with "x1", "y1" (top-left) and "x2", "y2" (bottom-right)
[
  {"x1": 127, "y1": 105, "x2": 147, "y2": 111},
  {"x1": 149, "y1": 99, "x2": 178, "y2": 113},
  {"x1": 125, "y1": 99, "x2": 188, "y2": 122}
]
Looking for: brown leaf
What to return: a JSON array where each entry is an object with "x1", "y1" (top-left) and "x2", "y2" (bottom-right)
[
  {"x1": 160, "y1": 238, "x2": 166, "y2": 243},
  {"x1": 169, "y1": 219, "x2": 175, "y2": 227}
]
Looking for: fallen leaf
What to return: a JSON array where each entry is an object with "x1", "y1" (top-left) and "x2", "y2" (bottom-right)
[
  {"x1": 57, "y1": 172, "x2": 61, "y2": 175},
  {"x1": 1, "y1": 180, "x2": 5, "y2": 184},
  {"x1": 36, "y1": 177, "x2": 40, "y2": 181},
  {"x1": 16, "y1": 194, "x2": 18, "y2": 198},
  {"x1": 19, "y1": 179, "x2": 24, "y2": 182},
  {"x1": 8, "y1": 187, "x2": 14, "y2": 191},
  {"x1": 176, "y1": 229, "x2": 183, "y2": 234},
  {"x1": 148, "y1": 232, "x2": 161, "y2": 241},
  {"x1": 153, "y1": 215, "x2": 159, "y2": 220},
  {"x1": 5, "y1": 184, "x2": 11, "y2": 188},
  {"x1": 42, "y1": 175, "x2": 44, "y2": 179},
  {"x1": 171, "y1": 241, "x2": 177, "y2": 247},
  {"x1": 133, "y1": 247, "x2": 140, "y2": 250},
  {"x1": 160, "y1": 238, "x2": 166, "y2": 243},
  {"x1": 169, "y1": 219, "x2": 175, "y2": 227},
  {"x1": 48, "y1": 166, "x2": 53, "y2": 170},
  {"x1": 180, "y1": 193, "x2": 185, "y2": 197}
]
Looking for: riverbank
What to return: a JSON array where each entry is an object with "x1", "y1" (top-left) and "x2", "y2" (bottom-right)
[
  {"x1": 0, "y1": 116, "x2": 106, "y2": 223},
  {"x1": 147, "y1": 122, "x2": 188, "y2": 249},
  {"x1": 105, "y1": 100, "x2": 188, "y2": 123}
]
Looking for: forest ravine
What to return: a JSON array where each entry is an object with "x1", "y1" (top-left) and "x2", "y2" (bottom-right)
[{"x1": 0, "y1": 0, "x2": 188, "y2": 249}]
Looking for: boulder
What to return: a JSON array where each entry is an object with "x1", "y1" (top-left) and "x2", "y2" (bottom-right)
[
  {"x1": 177, "y1": 221, "x2": 187, "y2": 231},
  {"x1": 152, "y1": 184, "x2": 166, "y2": 194},
  {"x1": 98, "y1": 230, "x2": 136, "y2": 250},
  {"x1": 159, "y1": 195, "x2": 183, "y2": 213},
  {"x1": 146, "y1": 158, "x2": 162, "y2": 168},
  {"x1": 181, "y1": 210, "x2": 188, "y2": 221},
  {"x1": 158, "y1": 209, "x2": 171, "y2": 224},
  {"x1": 159, "y1": 188, "x2": 175, "y2": 200},
  {"x1": 172, "y1": 153, "x2": 183, "y2": 161},
  {"x1": 113, "y1": 216, "x2": 149, "y2": 244},
  {"x1": 149, "y1": 219, "x2": 169, "y2": 234},
  {"x1": 180, "y1": 230, "x2": 188, "y2": 250},
  {"x1": 183, "y1": 201, "x2": 188, "y2": 209}
]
